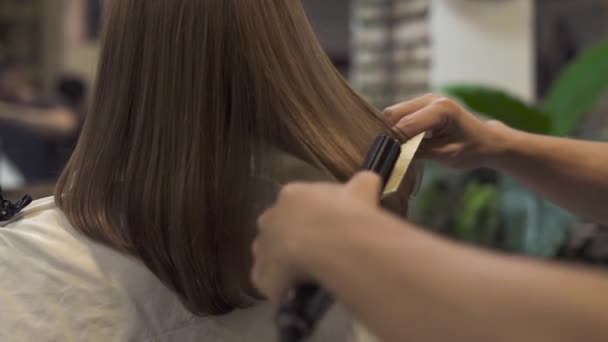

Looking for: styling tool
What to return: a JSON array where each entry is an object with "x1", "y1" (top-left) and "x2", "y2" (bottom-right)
[{"x1": 276, "y1": 133, "x2": 425, "y2": 342}]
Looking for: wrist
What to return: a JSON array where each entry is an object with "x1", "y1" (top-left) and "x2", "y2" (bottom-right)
[{"x1": 482, "y1": 121, "x2": 522, "y2": 170}]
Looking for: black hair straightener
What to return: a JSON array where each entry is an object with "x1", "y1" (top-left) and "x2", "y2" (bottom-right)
[{"x1": 276, "y1": 133, "x2": 425, "y2": 342}]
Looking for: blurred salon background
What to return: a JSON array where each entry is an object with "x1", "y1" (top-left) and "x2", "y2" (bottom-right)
[{"x1": 1, "y1": 0, "x2": 607, "y2": 260}]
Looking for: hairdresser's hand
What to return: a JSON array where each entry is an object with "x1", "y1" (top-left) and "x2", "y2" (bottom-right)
[
  {"x1": 252, "y1": 172, "x2": 383, "y2": 302},
  {"x1": 384, "y1": 94, "x2": 510, "y2": 169}
]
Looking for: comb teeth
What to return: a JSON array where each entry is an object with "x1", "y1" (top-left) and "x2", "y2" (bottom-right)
[{"x1": 383, "y1": 133, "x2": 425, "y2": 195}]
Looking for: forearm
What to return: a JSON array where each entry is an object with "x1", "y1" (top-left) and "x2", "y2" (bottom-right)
[
  {"x1": 301, "y1": 212, "x2": 608, "y2": 342},
  {"x1": 490, "y1": 125, "x2": 608, "y2": 225}
]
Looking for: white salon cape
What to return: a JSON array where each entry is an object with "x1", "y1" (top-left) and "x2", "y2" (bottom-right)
[{"x1": 0, "y1": 197, "x2": 352, "y2": 341}]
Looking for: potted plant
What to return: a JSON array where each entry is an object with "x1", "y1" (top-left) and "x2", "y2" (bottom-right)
[{"x1": 412, "y1": 41, "x2": 608, "y2": 256}]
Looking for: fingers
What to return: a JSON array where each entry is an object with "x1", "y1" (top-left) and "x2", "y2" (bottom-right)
[
  {"x1": 345, "y1": 172, "x2": 382, "y2": 205},
  {"x1": 251, "y1": 220, "x2": 290, "y2": 302},
  {"x1": 250, "y1": 259, "x2": 287, "y2": 303},
  {"x1": 383, "y1": 93, "x2": 440, "y2": 124},
  {"x1": 256, "y1": 206, "x2": 274, "y2": 236},
  {"x1": 251, "y1": 267, "x2": 282, "y2": 303},
  {"x1": 393, "y1": 100, "x2": 455, "y2": 140}
]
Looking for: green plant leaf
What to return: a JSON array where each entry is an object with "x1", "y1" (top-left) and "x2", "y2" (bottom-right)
[
  {"x1": 442, "y1": 85, "x2": 551, "y2": 134},
  {"x1": 477, "y1": 195, "x2": 500, "y2": 247},
  {"x1": 412, "y1": 179, "x2": 457, "y2": 232},
  {"x1": 542, "y1": 40, "x2": 608, "y2": 136},
  {"x1": 455, "y1": 182, "x2": 499, "y2": 242}
]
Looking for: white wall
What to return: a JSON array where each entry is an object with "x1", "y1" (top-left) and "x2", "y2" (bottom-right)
[{"x1": 431, "y1": 0, "x2": 535, "y2": 101}]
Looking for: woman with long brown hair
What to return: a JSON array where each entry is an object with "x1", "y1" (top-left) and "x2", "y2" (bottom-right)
[{"x1": 0, "y1": 0, "x2": 414, "y2": 341}]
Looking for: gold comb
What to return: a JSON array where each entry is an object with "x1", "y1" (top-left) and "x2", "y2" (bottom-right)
[{"x1": 384, "y1": 133, "x2": 424, "y2": 196}]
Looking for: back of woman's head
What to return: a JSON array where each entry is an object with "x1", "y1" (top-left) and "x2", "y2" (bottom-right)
[{"x1": 56, "y1": 0, "x2": 395, "y2": 315}]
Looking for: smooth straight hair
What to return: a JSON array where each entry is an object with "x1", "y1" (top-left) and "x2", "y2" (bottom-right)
[{"x1": 56, "y1": 0, "x2": 397, "y2": 315}]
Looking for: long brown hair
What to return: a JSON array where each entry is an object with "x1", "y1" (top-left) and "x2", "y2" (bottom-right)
[{"x1": 56, "y1": 0, "x2": 395, "y2": 315}]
